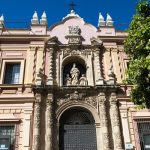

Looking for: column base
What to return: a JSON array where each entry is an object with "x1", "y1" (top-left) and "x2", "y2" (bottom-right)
[
  {"x1": 107, "y1": 79, "x2": 115, "y2": 85},
  {"x1": 23, "y1": 147, "x2": 30, "y2": 150},
  {"x1": 47, "y1": 79, "x2": 53, "y2": 85},
  {"x1": 96, "y1": 78, "x2": 104, "y2": 85}
]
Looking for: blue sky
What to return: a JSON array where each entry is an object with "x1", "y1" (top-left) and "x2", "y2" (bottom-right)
[{"x1": 0, "y1": 0, "x2": 139, "y2": 30}]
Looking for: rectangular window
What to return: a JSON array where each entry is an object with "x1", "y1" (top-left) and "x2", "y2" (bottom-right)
[
  {"x1": 0, "y1": 125, "x2": 15, "y2": 150},
  {"x1": 4, "y1": 63, "x2": 20, "y2": 84},
  {"x1": 136, "y1": 119, "x2": 150, "y2": 150}
]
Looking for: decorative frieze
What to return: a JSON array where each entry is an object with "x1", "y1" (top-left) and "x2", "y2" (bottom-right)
[
  {"x1": 63, "y1": 48, "x2": 91, "y2": 58},
  {"x1": 85, "y1": 96, "x2": 97, "y2": 108},
  {"x1": 57, "y1": 91, "x2": 98, "y2": 109}
]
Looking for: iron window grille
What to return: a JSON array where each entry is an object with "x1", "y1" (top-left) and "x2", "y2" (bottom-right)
[
  {"x1": 135, "y1": 119, "x2": 150, "y2": 150},
  {"x1": 0, "y1": 125, "x2": 16, "y2": 150}
]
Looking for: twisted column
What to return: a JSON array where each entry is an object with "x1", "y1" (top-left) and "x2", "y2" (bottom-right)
[
  {"x1": 98, "y1": 92, "x2": 111, "y2": 150},
  {"x1": 47, "y1": 48, "x2": 53, "y2": 85},
  {"x1": 95, "y1": 48, "x2": 104, "y2": 85},
  {"x1": 33, "y1": 93, "x2": 41, "y2": 150},
  {"x1": 110, "y1": 92, "x2": 124, "y2": 150},
  {"x1": 46, "y1": 93, "x2": 53, "y2": 150}
]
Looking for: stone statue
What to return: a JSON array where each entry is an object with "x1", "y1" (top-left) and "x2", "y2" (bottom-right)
[
  {"x1": 79, "y1": 74, "x2": 88, "y2": 86},
  {"x1": 70, "y1": 63, "x2": 80, "y2": 85},
  {"x1": 65, "y1": 74, "x2": 71, "y2": 86}
]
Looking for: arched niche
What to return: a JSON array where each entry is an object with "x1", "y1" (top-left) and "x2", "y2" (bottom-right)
[{"x1": 62, "y1": 56, "x2": 87, "y2": 86}]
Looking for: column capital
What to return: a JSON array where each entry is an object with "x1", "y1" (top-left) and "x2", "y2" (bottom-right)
[
  {"x1": 35, "y1": 93, "x2": 42, "y2": 103},
  {"x1": 98, "y1": 92, "x2": 106, "y2": 104},
  {"x1": 110, "y1": 92, "x2": 117, "y2": 105}
]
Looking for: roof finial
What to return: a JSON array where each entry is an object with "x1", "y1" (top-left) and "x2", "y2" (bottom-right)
[
  {"x1": 31, "y1": 11, "x2": 39, "y2": 25},
  {"x1": 106, "y1": 13, "x2": 114, "y2": 26},
  {"x1": 0, "y1": 14, "x2": 5, "y2": 29},
  {"x1": 69, "y1": 1, "x2": 76, "y2": 11},
  {"x1": 40, "y1": 11, "x2": 47, "y2": 25},
  {"x1": 98, "y1": 13, "x2": 105, "y2": 27}
]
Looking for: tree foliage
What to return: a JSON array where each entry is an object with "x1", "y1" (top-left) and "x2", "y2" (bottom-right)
[{"x1": 124, "y1": 1, "x2": 150, "y2": 108}]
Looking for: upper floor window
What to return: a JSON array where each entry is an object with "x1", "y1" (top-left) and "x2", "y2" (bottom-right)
[{"x1": 4, "y1": 63, "x2": 20, "y2": 84}]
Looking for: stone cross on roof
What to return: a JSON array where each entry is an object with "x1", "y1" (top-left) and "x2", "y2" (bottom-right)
[{"x1": 69, "y1": 1, "x2": 76, "y2": 11}]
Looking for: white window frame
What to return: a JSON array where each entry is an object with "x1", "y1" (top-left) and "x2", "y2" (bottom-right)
[{"x1": 0, "y1": 59, "x2": 25, "y2": 84}]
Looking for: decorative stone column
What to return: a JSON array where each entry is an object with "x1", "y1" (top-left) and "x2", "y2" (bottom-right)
[
  {"x1": 98, "y1": 92, "x2": 111, "y2": 150},
  {"x1": 95, "y1": 48, "x2": 104, "y2": 85},
  {"x1": 46, "y1": 93, "x2": 53, "y2": 150},
  {"x1": 33, "y1": 93, "x2": 41, "y2": 150},
  {"x1": 110, "y1": 92, "x2": 124, "y2": 150},
  {"x1": 47, "y1": 48, "x2": 53, "y2": 85}
]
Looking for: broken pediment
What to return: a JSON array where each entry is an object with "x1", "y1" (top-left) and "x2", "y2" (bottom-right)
[
  {"x1": 46, "y1": 36, "x2": 61, "y2": 45},
  {"x1": 90, "y1": 37, "x2": 103, "y2": 46}
]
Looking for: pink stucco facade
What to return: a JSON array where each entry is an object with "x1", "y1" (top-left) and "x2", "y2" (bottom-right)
[{"x1": 0, "y1": 10, "x2": 149, "y2": 150}]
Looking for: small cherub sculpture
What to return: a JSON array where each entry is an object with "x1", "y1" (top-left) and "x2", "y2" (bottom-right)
[
  {"x1": 79, "y1": 74, "x2": 88, "y2": 86},
  {"x1": 65, "y1": 74, "x2": 71, "y2": 86}
]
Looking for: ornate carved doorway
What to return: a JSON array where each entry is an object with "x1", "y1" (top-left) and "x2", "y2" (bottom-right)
[{"x1": 59, "y1": 108, "x2": 97, "y2": 150}]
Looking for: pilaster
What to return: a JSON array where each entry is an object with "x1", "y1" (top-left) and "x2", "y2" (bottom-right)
[
  {"x1": 33, "y1": 93, "x2": 41, "y2": 150},
  {"x1": 23, "y1": 105, "x2": 33, "y2": 150},
  {"x1": 110, "y1": 92, "x2": 124, "y2": 150},
  {"x1": 46, "y1": 93, "x2": 53, "y2": 150},
  {"x1": 98, "y1": 92, "x2": 111, "y2": 150}
]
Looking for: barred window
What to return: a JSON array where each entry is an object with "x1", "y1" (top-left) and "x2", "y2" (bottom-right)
[
  {"x1": 136, "y1": 119, "x2": 150, "y2": 150},
  {"x1": 0, "y1": 125, "x2": 15, "y2": 150}
]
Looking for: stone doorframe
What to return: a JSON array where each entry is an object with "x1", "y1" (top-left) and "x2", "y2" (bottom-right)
[{"x1": 56, "y1": 101, "x2": 101, "y2": 150}]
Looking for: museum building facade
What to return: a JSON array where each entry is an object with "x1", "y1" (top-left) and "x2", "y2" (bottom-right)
[{"x1": 0, "y1": 9, "x2": 150, "y2": 150}]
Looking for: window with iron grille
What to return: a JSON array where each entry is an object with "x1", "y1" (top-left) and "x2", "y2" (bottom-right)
[
  {"x1": 0, "y1": 125, "x2": 15, "y2": 150},
  {"x1": 136, "y1": 119, "x2": 150, "y2": 150},
  {"x1": 4, "y1": 63, "x2": 20, "y2": 84}
]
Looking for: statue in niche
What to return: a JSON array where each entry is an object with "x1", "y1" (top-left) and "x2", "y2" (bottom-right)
[
  {"x1": 79, "y1": 74, "x2": 88, "y2": 86},
  {"x1": 70, "y1": 63, "x2": 80, "y2": 85},
  {"x1": 65, "y1": 74, "x2": 71, "y2": 86}
]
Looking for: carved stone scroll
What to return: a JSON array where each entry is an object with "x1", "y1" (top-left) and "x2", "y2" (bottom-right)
[
  {"x1": 33, "y1": 93, "x2": 41, "y2": 150},
  {"x1": 98, "y1": 93, "x2": 111, "y2": 150},
  {"x1": 110, "y1": 92, "x2": 124, "y2": 150},
  {"x1": 46, "y1": 93, "x2": 53, "y2": 150}
]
